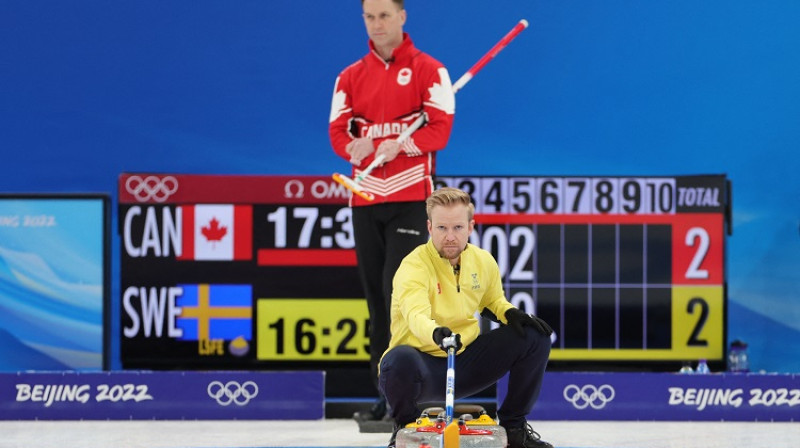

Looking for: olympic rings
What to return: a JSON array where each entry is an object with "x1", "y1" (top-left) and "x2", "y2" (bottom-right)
[
  {"x1": 207, "y1": 380, "x2": 259, "y2": 406},
  {"x1": 125, "y1": 175, "x2": 179, "y2": 203},
  {"x1": 562, "y1": 384, "x2": 615, "y2": 410}
]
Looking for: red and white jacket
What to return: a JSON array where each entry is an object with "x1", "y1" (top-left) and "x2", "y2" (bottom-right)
[{"x1": 329, "y1": 33, "x2": 455, "y2": 207}]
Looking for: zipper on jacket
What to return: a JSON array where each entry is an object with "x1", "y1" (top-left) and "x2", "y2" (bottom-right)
[
  {"x1": 380, "y1": 58, "x2": 390, "y2": 182},
  {"x1": 453, "y1": 264, "x2": 460, "y2": 293}
]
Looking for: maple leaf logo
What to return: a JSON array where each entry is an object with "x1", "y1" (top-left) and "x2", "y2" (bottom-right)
[
  {"x1": 201, "y1": 217, "x2": 227, "y2": 245},
  {"x1": 329, "y1": 76, "x2": 351, "y2": 123},
  {"x1": 426, "y1": 67, "x2": 455, "y2": 114}
]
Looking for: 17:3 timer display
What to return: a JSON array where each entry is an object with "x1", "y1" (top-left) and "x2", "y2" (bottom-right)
[{"x1": 264, "y1": 205, "x2": 354, "y2": 249}]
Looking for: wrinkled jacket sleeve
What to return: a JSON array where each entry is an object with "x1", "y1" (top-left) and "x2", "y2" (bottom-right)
[
  {"x1": 394, "y1": 261, "x2": 439, "y2": 347},
  {"x1": 479, "y1": 254, "x2": 515, "y2": 323}
]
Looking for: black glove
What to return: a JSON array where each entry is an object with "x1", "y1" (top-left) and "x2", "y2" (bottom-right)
[
  {"x1": 480, "y1": 308, "x2": 501, "y2": 323},
  {"x1": 432, "y1": 326, "x2": 463, "y2": 353},
  {"x1": 505, "y1": 308, "x2": 553, "y2": 337}
]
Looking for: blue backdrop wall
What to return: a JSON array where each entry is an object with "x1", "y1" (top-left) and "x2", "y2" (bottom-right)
[{"x1": 1, "y1": 1, "x2": 798, "y2": 372}]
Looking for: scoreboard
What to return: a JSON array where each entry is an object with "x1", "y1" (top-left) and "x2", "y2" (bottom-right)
[
  {"x1": 119, "y1": 174, "x2": 365, "y2": 369},
  {"x1": 434, "y1": 175, "x2": 731, "y2": 365},
  {"x1": 118, "y1": 173, "x2": 730, "y2": 370}
]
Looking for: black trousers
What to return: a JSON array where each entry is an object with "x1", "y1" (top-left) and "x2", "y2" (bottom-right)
[
  {"x1": 379, "y1": 325, "x2": 551, "y2": 429},
  {"x1": 352, "y1": 201, "x2": 429, "y2": 394}
]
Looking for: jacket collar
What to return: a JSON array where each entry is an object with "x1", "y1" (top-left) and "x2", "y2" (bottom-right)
[{"x1": 368, "y1": 32, "x2": 414, "y2": 65}]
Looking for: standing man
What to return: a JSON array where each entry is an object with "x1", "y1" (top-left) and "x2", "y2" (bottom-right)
[
  {"x1": 379, "y1": 188, "x2": 553, "y2": 448},
  {"x1": 329, "y1": 0, "x2": 456, "y2": 421}
]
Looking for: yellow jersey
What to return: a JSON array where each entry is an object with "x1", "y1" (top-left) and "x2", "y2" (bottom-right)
[{"x1": 382, "y1": 240, "x2": 515, "y2": 361}]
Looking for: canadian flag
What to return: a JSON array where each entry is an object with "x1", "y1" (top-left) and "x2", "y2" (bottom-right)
[{"x1": 178, "y1": 204, "x2": 252, "y2": 261}]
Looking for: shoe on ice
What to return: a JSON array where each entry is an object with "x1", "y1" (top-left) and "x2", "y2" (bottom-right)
[
  {"x1": 353, "y1": 397, "x2": 387, "y2": 421},
  {"x1": 505, "y1": 423, "x2": 553, "y2": 448}
]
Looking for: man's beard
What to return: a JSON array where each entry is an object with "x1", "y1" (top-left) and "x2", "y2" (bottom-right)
[{"x1": 437, "y1": 244, "x2": 465, "y2": 260}]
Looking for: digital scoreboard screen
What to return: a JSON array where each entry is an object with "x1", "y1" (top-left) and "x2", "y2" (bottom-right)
[
  {"x1": 435, "y1": 175, "x2": 730, "y2": 366},
  {"x1": 119, "y1": 174, "x2": 729, "y2": 370}
]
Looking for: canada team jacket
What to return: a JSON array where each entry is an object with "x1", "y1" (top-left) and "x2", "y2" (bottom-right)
[
  {"x1": 383, "y1": 240, "x2": 516, "y2": 360},
  {"x1": 329, "y1": 34, "x2": 455, "y2": 207}
]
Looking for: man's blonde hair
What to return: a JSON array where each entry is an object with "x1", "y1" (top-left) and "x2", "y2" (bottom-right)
[{"x1": 426, "y1": 187, "x2": 475, "y2": 221}]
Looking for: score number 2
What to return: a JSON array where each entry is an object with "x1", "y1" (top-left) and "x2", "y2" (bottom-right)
[
  {"x1": 673, "y1": 214, "x2": 723, "y2": 285},
  {"x1": 685, "y1": 227, "x2": 710, "y2": 280},
  {"x1": 672, "y1": 286, "x2": 723, "y2": 358}
]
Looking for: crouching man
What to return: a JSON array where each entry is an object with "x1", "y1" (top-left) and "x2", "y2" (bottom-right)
[{"x1": 379, "y1": 187, "x2": 553, "y2": 448}]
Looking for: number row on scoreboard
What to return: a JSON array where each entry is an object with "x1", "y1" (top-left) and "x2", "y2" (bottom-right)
[
  {"x1": 500, "y1": 285, "x2": 724, "y2": 360},
  {"x1": 435, "y1": 177, "x2": 677, "y2": 215},
  {"x1": 469, "y1": 217, "x2": 724, "y2": 286}
]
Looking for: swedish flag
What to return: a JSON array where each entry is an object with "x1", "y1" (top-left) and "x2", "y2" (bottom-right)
[{"x1": 175, "y1": 284, "x2": 252, "y2": 341}]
